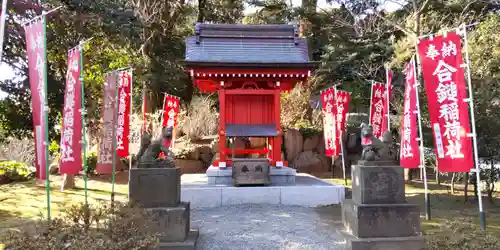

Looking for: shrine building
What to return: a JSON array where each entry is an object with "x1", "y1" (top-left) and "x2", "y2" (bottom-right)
[{"x1": 184, "y1": 23, "x2": 316, "y2": 175}]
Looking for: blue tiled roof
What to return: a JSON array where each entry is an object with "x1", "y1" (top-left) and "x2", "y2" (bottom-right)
[{"x1": 185, "y1": 23, "x2": 311, "y2": 64}]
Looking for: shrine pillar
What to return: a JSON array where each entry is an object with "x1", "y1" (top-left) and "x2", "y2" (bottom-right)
[
  {"x1": 273, "y1": 88, "x2": 283, "y2": 167},
  {"x1": 218, "y1": 88, "x2": 227, "y2": 168}
]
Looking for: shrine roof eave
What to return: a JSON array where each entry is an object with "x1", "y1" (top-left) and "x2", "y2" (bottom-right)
[{"x1": 183, "y1": 60, "x2": 319, "y2": 70}]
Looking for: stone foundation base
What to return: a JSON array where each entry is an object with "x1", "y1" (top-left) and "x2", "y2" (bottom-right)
[
  {"x1": 156, "y1": 229, "x2": 199, "y2": 250},
  {"x1": 339, "y1": 230, "x2": 426, "y2": 250},
  {"x1": 147, "y1": 202, "x2": 190, "y2": 242},
  {"x1": 342, "y1": 199, "x2": 421, "y2": 238},
  {"x1": 206, "y1": 166, "x2": 296, "y2": 185}
]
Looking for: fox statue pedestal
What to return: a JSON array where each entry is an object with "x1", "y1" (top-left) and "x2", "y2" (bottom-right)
[
  {"x1": 339, "y1": 161, "x2": 426, "y2": 250},
  {"x1": 129, "y1": 166, "x2": 199, "y2": 250},
  {"x1": 130, "y1": 128, "x2": 198, "y2": 250}
]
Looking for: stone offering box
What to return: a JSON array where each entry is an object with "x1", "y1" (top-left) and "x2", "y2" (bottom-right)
[
  {"x1": 129, "y1": 166, "x2": 198, "y2": 250},
  {"x1": 232, "y1": 158, "x2": 271, "y2": 186},
  {"x1": 340, "y1": 161, "x2": 426, "y2": 250}
]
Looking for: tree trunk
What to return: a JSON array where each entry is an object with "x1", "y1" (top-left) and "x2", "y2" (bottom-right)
[
  {"x1": 60, "y1": 174, "x2": 76, "y2": 191},
  {"x1": 488, "y1": 181, "x2": 495, "y2": 204},
  {"x1": 435, "y1": 168, "x2": 441, "y2": 185},
  {"x1": 197, "y1": 0, "x2": 206, "y2": 23},
  {"x1": 451, "y1": 172, "x2": 456, "y2": 193},
  {"x1": 464, "y1": 172, "x2": 469, "y2": 203},
  {"x1": 404, "y1": 168, "x2": 411, "y2": 182},
  {"x1": 488, "y1": 161, "x2": 495, "y2": 203},
  {"x1": 473, "y1": 178, "x2": 478, "y2": 200}
]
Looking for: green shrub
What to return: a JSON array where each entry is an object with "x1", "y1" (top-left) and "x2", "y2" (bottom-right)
[
  {"x1": 85, "y1": 151, "x2": 98, "y2": 175},
  {"x1": 0, "y1": 161, "x2": 35, "y2": 183},
  {"x1": 1, "y1": 202, "x2": 158, "y2": 250},
  {"x1": 48, "y1": 140, "x2": 60, "y2": 158}
]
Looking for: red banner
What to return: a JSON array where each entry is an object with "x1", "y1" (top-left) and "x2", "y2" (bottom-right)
[
  {"x1": 369, "y1": 83, "x2": 387, "y2": 138},
  {"x1": 25, "y1": 20, "x2": 48, "y2": 181},
  {"x1": 335, "y1": 90, "x2": 350, "y2": 156},
  {"x1": 162, "y1": 95, "x2": 180, "y2": 129},
  {"x1": 400, "y1": 59, "x2": 421, "y2": 169},
  {"x1": 97, "y1": 72, "x2": 118, "y2": 174},
  {"x1": 386, "y1": 69, "x2": 394, "y2": 100},
  {"x1": 321, "y1": 88, "x2": 337, "y2": 157},
  {"x1": 418, "y1": 32, "x2": 473, "y2": 172},
  {"x1": 58, "y1": 50, "x2": 83, "y2": 174},
  {"x1": 116, "y1": 70, "x2": 132, "y2": 158}
]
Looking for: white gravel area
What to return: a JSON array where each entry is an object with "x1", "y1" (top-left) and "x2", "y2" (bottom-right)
[{"x1": 191, "y1": 204, "x2": 346, "y2": 250}]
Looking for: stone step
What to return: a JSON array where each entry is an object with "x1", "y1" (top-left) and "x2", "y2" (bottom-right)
[
  {"x1": 338, "y1": 229, "x2": 426, "y2": 250},
  {"x1": 157, "y1": 229, "x2": 199, "y2": 250},
  {"x1": 181, "y1": 173, "x2": 345, "y2": 208},
  {"x1": 342, "y1": 199, "x2": 421, "y2": 238}
]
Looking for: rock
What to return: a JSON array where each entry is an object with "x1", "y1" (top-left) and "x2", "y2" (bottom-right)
[
  {"x1": 199, "y1": 152, "x2": 214, "y2": 167},
  {"x1": 285, "y1": 129, "x2": 303, "y2": 164},
  {"x1": 49, "y1": 164, "x2": 59, "y2": 175},
  {"x1": 0, "y1": 174, "x2": 11, "y2": 184},
  {"x1": 210, "y1": 138, "x2": 219, "y2": 154},
  {"x1": 198, "y1": 145, "x2": 212, "y2": 155},
  {"x1": 174, "y1": 159, "x2": 205, "y2": 175},
  {"x1": 117, "y1": 158, "x2": 130, "y2": 171},
  {"x1": 229, "y1": 137, "x2": 248, "y2": 158},
  {"x1": 292, "y1": 151, "x2": 331, "y2": 173},
  {"x1": 303, "y1": 135, "x2": 320, "y2": 151},
  {"x1": 249, "y1": 137, "x2": 266, "y2": 149},
  {"x1": 60, "y1": 174, "x2": 75, "y2": 190},
  {"x1": 211, "y1": 153, "x2": 220, "y2": 166},
  {"x1": 188, "y1": 147, "x2": 201, "y2": 160},
  {"x1": 249, "y1": 153, "x2": 262, "y2": 158},
  {"x1": 317, "y1": 136, "x2": 326, "y2": 156},
  {"x1": 49, "y1": 157, "x2": 59, "y2": 174}
]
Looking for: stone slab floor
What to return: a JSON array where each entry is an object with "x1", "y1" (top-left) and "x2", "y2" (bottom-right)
[{"x1": 191, "y1": 204, "x2": 346, "y2": 250}]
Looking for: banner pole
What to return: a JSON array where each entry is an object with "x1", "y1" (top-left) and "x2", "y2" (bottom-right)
[
  {"x1": 79, "y1": 41, "x2": 88, "y2": 207},
  {"x1": 0, "y1": 0, "x2": 8, "y2": 62},
  {"x1": 129, "y1": 70, "x2": 134, "y2": 170},
  {"x1": 42, "y1": 15, "x2": 51, "y2": 221},
  {"x1": 385, "y1": 66, "x2": 391, "y2": 131},
  {"x1": 111, "y1": 72, "x2": 119, "y2": 209},
  {"x1": 413, "y1": 53, "x2": 431, "y2": 220},
  {"x1": 340, "y1": 130, "x2": 347, "y2": 186},
  {"x1": 335, "y1": 87, "x2": 347, "y2": 186},
  {"x1": 369, "y1": 80, "x2": 374, "y2": 123},
  {"x1": 461, "y1": 23, "x2": 486, "y2": 231},
  {"x1": 160, "y1": 93, "x2": 167, "y2": 128}
]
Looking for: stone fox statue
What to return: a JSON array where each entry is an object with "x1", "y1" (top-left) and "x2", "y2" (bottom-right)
[
  {"x1": 360, "y1": 123, "x2": 394, "y2": 161},
  {"x1": 136, "y1": 127, "x2": 174, "y2": 168}
]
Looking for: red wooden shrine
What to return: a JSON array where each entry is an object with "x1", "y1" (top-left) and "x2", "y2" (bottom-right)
[{"x1": 185, "y1": 23, "x2": 315, "y2": 168}]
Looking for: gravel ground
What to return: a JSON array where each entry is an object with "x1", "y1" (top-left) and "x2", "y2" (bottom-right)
[{"x1": 191, "y1": 204, "x2": 346, "y2": 250}]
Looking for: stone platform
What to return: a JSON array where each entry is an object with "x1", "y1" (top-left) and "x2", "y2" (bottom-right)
[
  {"x1": 206, "y1": 166, "x2": 296, "y2": 185},
  {"x1": 181, "y1": 172, "x2": 345, "y2": 209}
]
